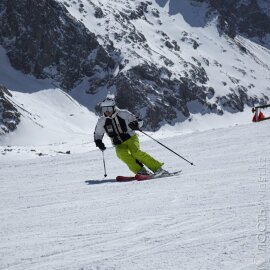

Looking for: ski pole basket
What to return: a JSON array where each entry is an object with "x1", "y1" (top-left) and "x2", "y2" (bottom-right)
[{"x1": 252, "y1": 104, "x2": 270, "y2": 122}]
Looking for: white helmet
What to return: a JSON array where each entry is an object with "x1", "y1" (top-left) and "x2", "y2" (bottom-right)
[{"x1": 100, "y1": 94, "x2": 116, "y2": 114}]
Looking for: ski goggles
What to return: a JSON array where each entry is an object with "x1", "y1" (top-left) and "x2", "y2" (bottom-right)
[{"x1": 101, "y1": 106, "x2": 114, "y2": 113}]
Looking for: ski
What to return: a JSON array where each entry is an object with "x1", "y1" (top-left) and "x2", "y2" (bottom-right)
[
  {"x1": 116, "y1": 170, "x2": 182, "y2": 182},
  {"x1": 135, "y1": 170, "x2": 182, "y2": 181},
  {"x1": 134, "y1": 174, "x2": 152, "y2": 181},
  {"x1": 116, "y1": 176, "x2": 135, "y2": 182}
]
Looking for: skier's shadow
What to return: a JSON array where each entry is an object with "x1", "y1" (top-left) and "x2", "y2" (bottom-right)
[{"x1": 85, "y1": 179, "x2": 117, "y2": 185}]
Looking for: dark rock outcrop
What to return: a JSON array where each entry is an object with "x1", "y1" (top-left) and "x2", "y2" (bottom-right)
[
  {"x1": 0, "y1": 85, "x2": 21, "y2": 134},
  {"x1": 0, "y1": 0, "x2": 117, "y2": 90},
  {"x1": 207, "y1": 0, "x2": 270, "y2": 43},
  {"x1": 110, "y1": 63, "x2": 217, "y2": 130}
]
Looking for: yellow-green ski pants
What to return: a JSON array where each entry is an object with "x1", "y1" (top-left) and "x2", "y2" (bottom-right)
[{"x1": 115, "y1": 134, "x2": 164, "y2": 174}]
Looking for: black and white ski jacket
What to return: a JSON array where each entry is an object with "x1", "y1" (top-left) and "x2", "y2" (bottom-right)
[{"x1": 94, "y1": 108, "x2": 143, "y2": 146}]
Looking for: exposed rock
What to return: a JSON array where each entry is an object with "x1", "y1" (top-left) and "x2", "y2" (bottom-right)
[
  {"x1": 109, "y1": 63, "x2": 219, "y2": 130},
  {"x1": 207, "y1": 0, "x2": 270, "y2": 42},
  {"x1": 0, "y1": 0, "x2": 117, "y2": 90},
  {"x1": 94, "y1": 7, "x2": 105, "y2": 18},
  {"x1": 129, "y1": 2, "x2": 149, "y2": 20},
  {"x1": 0, "y1": 85, "x2": 21, "y2": 134},
  {"x1": 216, "y1": 85, "x2": 262, "y2": 113}
]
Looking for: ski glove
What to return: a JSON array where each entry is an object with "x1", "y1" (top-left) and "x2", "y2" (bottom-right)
[
  {"x1": 95, "y1": 139, "x2": 106, "y2": 151},
  {"x1": 129, "y1": 121, "x2": 140, "y2": 131}
]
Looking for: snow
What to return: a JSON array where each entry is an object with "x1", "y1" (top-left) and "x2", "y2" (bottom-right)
[
  {"x1": 1, "y1": 2, "x2": 270, "y2": 268},
  {"x1": 0, "y1": 88, "x2": 98, "y2": 147},
  {"x1": 1, "y1": 120, "x2": 270, "y2": 270}
]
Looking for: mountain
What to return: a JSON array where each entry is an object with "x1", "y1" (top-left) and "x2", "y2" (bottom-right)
[
  {"x1": 0, "y1": 0, "x2": 270, "y2": 133},
  {"x1": 0, "y1": 0, "x2": 118, "y2": 90}
]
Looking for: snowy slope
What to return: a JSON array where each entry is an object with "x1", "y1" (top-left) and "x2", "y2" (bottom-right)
[
  {"x1": 58, "y1": 0, "x2": 270, "y2": 108},
  {"x1": 1, "y1": 121, "x2": 270, "y2": 270},
  {"x1": 0, "y1": 88, "x2": 97, "y2": 147}
]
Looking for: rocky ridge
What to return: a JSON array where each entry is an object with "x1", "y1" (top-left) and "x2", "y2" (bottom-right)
[{"x1": 0, "y1": 0, "x2": 118, "y2": 90}]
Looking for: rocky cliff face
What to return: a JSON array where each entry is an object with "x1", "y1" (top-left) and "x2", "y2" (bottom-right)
[
  {"x1": 93, "y1": 0, "x2": 270, "y2": 129},
  {"x1": 208, "y1": 0, "x2": 270, "y2": 46},
  {"x1": 0, "y1": 85, "x2": 21, "y2": 135},
  {"x1": 0, "y1": 0, "x2": 118, "y2": 90},
  {"x1": 0, "y1": 0, "x2": 270, "y2": 132},
  {"x1": 112, "y1": 63, "x2": 221, "y2": 130}
]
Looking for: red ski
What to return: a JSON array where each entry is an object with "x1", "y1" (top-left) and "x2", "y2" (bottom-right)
[
  {"x1": 135, "y1": 170, "x2": 182, "y2": 181},
  {"x1": 117, "y1": 170, "x2": 182, "y2": 182},
  {"x1": 135, "y1": 174, "x2": 153, "y2": 181},
  {"x1": 116, "y1": 176, "x2": 135, "y2": 182}
]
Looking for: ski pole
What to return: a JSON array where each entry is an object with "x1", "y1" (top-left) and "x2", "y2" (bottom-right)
[
  {"x1": 102, "y1": 151, "x2": 107, "y2": 177},
  {"x1": 139, "y1": 129, "x2": 195, "y2": 166}
]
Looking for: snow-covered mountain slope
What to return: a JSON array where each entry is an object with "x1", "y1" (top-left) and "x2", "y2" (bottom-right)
[
  {"x1": 1, "y1": 0, "x2": 270, "y2": 131},
  {"x1": 0, "y1": 81, "x2": 257, "y2": 154},
  {"x1": 1, "y1": 120, "x2": 270, "y2": 270},
  {"x1": 0, "y1": 88, "x2": 97, "y2": 146},
  {"x1": 54, "y1": 0, "x2": 270, "y2": 125}
]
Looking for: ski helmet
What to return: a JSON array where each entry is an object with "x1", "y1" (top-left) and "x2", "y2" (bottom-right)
[{"x1": 100, "y1": 95, "x2": 116, "y2": 114}]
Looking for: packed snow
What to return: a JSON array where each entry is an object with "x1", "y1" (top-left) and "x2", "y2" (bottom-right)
[{"x1": 1, "y1": 118, "x2": 270, "y2": 270}]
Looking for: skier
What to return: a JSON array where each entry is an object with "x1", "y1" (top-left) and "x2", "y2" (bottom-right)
[{"x1": 94, "y1": 95, "x2": 168, "y2": 176}]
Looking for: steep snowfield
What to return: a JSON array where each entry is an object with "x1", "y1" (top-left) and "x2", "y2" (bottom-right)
[
  {"x1": 1, "y1": 121, "x2": 270, "y2": 270},
  {"x1": 0, "y1": 88, "x2": 97, "y2": 147}
]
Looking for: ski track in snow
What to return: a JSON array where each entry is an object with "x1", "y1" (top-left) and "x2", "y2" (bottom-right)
[{"x1": 1, "y1": 122, "x2": 270, "y2": 270}]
